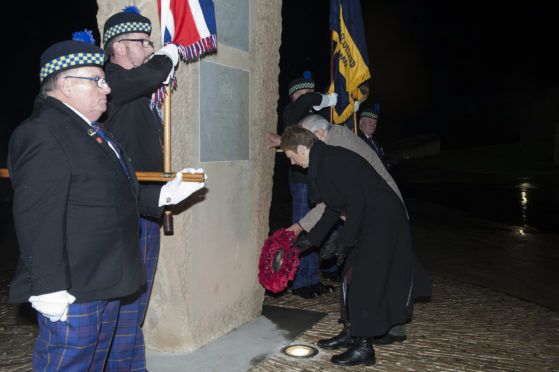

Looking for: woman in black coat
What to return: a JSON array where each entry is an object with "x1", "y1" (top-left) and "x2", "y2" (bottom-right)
[{"x1": 281, "y1": 126, "x2": 431, "y2": 367}]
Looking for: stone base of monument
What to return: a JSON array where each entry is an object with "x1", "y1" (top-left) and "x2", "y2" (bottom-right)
[{"x1": 146, "y1": 306, "x2": 326, "y2": 371}]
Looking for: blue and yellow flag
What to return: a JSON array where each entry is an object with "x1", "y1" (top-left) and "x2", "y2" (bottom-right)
[{"x1": 329, "y1": 0, "x2": 371, "y2": 124}]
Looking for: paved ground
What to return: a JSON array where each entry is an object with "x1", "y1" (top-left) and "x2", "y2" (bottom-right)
[
  {"x1": 252, "y1": 195, "x2": 559, "y2": 371},
  {"x1": 257, "y1": 274, "x2": 559, "y2": 371},
  {"x1": 1, "y1": 196, "x2": 558, "y2": 371}
]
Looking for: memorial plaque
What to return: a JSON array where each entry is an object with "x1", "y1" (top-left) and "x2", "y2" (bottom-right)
[
  {"x1": 200, "y1": 61, "x2": 249, "y2": 162},
  {"x1": 214, "y1": 0, "x2": 249, "y2": 51}
]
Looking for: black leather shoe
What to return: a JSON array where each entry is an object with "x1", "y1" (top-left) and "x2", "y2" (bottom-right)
[
  {"x1": 331, "y1": 337, "x2": 376, "y2": 366},
  {"x1": 313, "y1": 283, "x2": 335, "y2": 294},
  {"x1": 317, "y1": 326, "x2": 355, "y2": 350},
  {"x1": 372, "y1": 333, "x2": 407, "y2": 345},
  {"x1": 292, "y1": 286, "x2": 319, "y2": 299}
]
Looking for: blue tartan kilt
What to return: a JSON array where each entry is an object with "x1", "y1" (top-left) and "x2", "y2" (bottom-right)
[
  {"x1": 106, "y1": 217, "x2": 160, "y2": 371},
  {"x1": 289, "y1": 182, "x2": 320, "y2": 288},
  {"x1": 33, "y1": 299, "x2": 120, "y2": 371}
]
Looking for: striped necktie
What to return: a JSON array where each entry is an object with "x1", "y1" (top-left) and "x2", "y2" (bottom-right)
[{"x1": 90, "y1": 122, "x2": 133, "y2": 184}]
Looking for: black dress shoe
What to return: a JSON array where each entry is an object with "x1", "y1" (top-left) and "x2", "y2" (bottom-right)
[
  {"x1": 292, "y1": 286, "x2": 319, "y2": 299},
  {"x1": 331, "y1": 337, "x2": 376, "y2": 366},
  {"x1": 372, "y1": 333, "x2": 407, "y2": 345},
  {"x1": 313, "y1": 283, "x2": 335, "y2": 294},
  {"x1": 317, "y1": 326, "x2": 355, "y2": 350}
]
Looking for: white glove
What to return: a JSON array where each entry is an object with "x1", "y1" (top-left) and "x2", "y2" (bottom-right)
[
  {"x1": 155, "y1": 44, "x2": 179, "y2": 67},
  {"x1": 313, "y1": 93, "x2": 338, "y2": 111},
  {"x1": 354, "y1": 100, "x2": 360, "y2": 112},
  {"x1": 159, "y1": 168, "x2": 205, "y2": 206},
  {"x1": 29, "y1": 290, "x2": 76, "y2": 322},
  {"x1": 154, "y1": 44, "x2": 179, "y2": 84}
]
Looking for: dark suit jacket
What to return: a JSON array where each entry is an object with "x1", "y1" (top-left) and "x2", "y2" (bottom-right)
[
  {"x1": 358, "y1": 129, "x2": 384, "y2": 159},
  {"x1": 282, "y1": 92, "x2": 329, "y2": 184},
  {"x1": 8, "y1": 97, "x2": 163, "y2": 303},
  {"x1": 103, "y1": 56, "x2": 172, "y2": 172}
]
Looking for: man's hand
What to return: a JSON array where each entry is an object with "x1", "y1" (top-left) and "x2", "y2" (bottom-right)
[
  {"x1": 155, "y1": 44, "x2": 179, "y2": 67},
  {"x1": 320, "y1": 240, "x2": 353, "y2": 260},
  {"x1": 291, "y1": 235, "x2": 313, "y2": 253},
  {"x1": 286, "y1": 223, "x2": 303, "y2": 237},
  {"x1": 29, "y1": 290, "x2": 76, "y2": 322},
  {"x1": 153, "y1": 44, "x2": 180, "y2": 84},
  {"x1": 313, "y1": 93, "x2": 338, "y2": 111},
  {"x1": 266, "y1": 133, "x2": 281, "y2": 149},
  {"x1": 159, "y1": 168, "x2": 205, "y2": 206}
]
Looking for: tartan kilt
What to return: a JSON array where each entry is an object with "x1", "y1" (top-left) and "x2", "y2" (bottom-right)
[
  {"x1": 33, "y1": 300, "x2": 120, "y2": 371},
  {"x1": 106, "y1": 217, "x2": 160, "y2": 371}
]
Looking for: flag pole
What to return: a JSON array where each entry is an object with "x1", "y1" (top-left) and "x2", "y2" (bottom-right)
[
  {"x1": 162, "y1": 85, "x2": 174, "y2": 235},
  {"x1": 0, "y1": 168, "x2": 204, "y2": 182},
  {"x1": 329, "y1": 29, "x2": 334, "y2": 125}
]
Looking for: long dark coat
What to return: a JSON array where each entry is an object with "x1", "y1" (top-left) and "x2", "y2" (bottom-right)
[
  {"x1": 307, "y1": 141, "x2": 431, "y2": 337},
  {"x1": 8, "y1": 97, "x2": 163, "y2": 303}
]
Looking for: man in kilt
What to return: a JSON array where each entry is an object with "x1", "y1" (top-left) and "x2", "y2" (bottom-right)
[
  {"x1": 100, "y1": 7, "x2": 180, "y2": 371},
  {"x1": 7, "y1": 35, "x2": 202, "y2": 370}
]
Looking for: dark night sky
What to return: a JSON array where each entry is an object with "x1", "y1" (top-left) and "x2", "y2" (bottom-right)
[
  {"x1": 279, "y1": 1, "x2": 558, "y2": 149},
  {"x1": 2, "y1": 0, "x2": 557, "y2": 166}
]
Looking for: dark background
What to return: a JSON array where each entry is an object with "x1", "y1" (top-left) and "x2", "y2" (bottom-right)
[
  {"x1": 2, "y1": 0, "x2": 558, "y2": 163},
  {"x1": 278, "y1": 0, "x2": 558, "y2": 149}
]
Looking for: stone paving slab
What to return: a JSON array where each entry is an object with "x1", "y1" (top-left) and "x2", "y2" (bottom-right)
[
  {"x1": 0, "y1": 273, "x2": 35, "y2": 372},
  {"x1": 2, "y1": 275, "x2": 558, "y2": 371},
  {"x1": 254, "y1": 275, "x2": 559, "y2": 372}
]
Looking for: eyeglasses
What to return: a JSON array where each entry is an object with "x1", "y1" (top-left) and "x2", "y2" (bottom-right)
[
  {"x1": 65, "y1": 76, "x2": 109, "y2": 89},
  {"x1": 118, "y1": 38, "x2": 154, "y2": 48}
]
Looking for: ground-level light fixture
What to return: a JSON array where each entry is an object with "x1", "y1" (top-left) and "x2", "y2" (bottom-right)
[{"x1": 281, "y1": 344, "x2": 318, "y2": 358}]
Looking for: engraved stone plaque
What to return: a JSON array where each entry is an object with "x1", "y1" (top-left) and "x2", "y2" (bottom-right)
[
  {"x1": 214, "y1": 0, "x2": 249, "y2": 51},
  {"x1": 200, "y1": 61, "x2": 249, "y2": 162}
]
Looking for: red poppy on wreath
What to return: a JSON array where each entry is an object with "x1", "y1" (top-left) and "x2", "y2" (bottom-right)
[{"x1": 258, "y1": 228, "x2": 300, "y2": 293}]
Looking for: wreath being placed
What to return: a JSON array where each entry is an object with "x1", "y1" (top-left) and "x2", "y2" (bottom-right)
[{"x1": 258, "y1": 228, "x2": 299, "y2": 293}]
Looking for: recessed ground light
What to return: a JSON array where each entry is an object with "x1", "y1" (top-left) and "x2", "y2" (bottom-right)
[{"x1": 281, "y1": 344, "x2": 318, "y2": 358}]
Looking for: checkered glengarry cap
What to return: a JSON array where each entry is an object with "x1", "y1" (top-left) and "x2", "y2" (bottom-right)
[
  {"x1": 360, "y1": 106, "x2": 379, "y2": 120},
  {"x1": 103, "y1": 9, "x2": 152, "y2": 46},
  {"x1": 288, "y1": 70, "x2": 315, "y2": 96},
  {"x1": 39, "y1": 40, "x2": 104, "y2": 83},
  {"x1": 289, "y1": 78, "x2": 314, "y2": 96}
]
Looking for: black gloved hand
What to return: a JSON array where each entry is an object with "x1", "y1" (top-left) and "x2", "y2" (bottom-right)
[
  {"x1": 320, "y1": 240, "x2": 353, "y2": 260},
  {"x1": 291, "y1": 236, "x2": 313, "y2": 253}
]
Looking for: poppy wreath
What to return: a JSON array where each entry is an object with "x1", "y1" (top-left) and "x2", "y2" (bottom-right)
[{"x1": 258, "y1": 228, "x2": 299, "y2": 292}]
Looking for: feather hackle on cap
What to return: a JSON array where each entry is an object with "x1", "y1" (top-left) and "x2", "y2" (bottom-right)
[
  {"x1": 72, "y1": 30, "x2": 95, "y2": 45},
  {"x1": 123, "y1": 5, "x2": 140, "y2": 13}
]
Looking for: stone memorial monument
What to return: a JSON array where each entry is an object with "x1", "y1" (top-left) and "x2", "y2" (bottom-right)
[{"x1": 97, "y1": 0, "x2": 281, "y2": 351}]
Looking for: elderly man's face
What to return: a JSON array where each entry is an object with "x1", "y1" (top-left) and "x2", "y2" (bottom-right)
[
  {"x1": 359, "y1": 117, "x2": 378, "y2": 136},
  {"x1": 118, "y1": 32, "x2": 154, "y2": 68},
  {"x1": 285, "y1": 145, "x2": 310, "y2": 168},
  {"x1": 291, "y1": 88, "x2": 314, "y2": 102},
  {"x1": 64, "y1": 66, "x2": 111, "y2": 122}
]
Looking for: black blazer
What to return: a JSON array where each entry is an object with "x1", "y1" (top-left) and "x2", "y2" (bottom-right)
[
  {"x1": 282, "y1": 92, "x2": 329, "y2": 184},
  {"x1": 358, "y1": 129, "x2": 384, "y2": 159},
  {"x1": 8, "y1": 97, "x2": 163, "y2": 303},
  {"x1": 103, "y1": 56, "x2": 172, "y2": 172}
]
